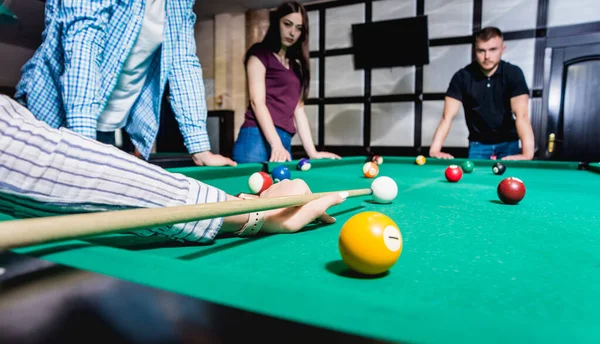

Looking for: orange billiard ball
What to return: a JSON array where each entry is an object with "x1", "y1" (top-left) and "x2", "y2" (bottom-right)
[
  {"x1": 363, "y1": 162, "x2": 379, "y2": 178},
  {"x1": 339, "y1": 212, "x2": 403, "y2": 275},
  {"x1": 415, "y1": 155, "x2": 426, "y2": 165}
]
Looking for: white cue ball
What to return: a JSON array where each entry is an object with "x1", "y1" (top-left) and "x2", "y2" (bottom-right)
[{"x1": 370, "y1": 176, "x2": 398, "y2": 203}]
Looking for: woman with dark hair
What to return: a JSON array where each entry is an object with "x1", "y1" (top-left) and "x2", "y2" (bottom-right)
[{"x1": 232, "y1": 1, "x2": 340, "y2": 163}]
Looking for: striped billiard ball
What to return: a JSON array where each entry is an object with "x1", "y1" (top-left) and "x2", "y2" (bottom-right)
[
  {"x1": 372, "y1": 155, "x2": 383, "y2": 165},
  {"x1": 297, "y1": 158, "x2": 311, "y2": 171},
  {"x1": 248, "y1": 172, "x2": 273, "y2": 194},
  {"x1": 415, "y1": 155, "x2": 426, "y2": 165},
  {"x1": 363, "y1": 162, "x2": 379, "y2": 178}
]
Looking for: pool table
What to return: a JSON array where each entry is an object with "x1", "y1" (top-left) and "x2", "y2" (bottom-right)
[{"x1": 2, "y1": 156, "x2": 600, "y2": 343}]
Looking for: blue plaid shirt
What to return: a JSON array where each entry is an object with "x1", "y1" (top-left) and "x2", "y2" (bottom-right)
[{"x1": 14, "y1": 0, "x2": 211, "y2": 159}]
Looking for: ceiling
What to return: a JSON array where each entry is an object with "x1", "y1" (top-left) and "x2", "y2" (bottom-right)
[{"x1": 1, "y1": 0, "x2": 320, "y2": 49}]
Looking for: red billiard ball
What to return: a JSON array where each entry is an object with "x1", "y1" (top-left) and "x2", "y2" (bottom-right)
[
  {"x1": 445, "y1": 165, "x2": 462, "y2": 182},
  {"x1": 248, "y1": 172, "x2": 273, "y2": 194},
  {"x1": 372, "y1": 155, "x2": 383, "y2": 165},
  {"x1": 497, "y1": 177, "x2": 526, "y2": 204}
]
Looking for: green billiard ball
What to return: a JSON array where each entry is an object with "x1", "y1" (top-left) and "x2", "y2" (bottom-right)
[{"x1": 461, "y1": 160, "x2": 474, "y2": 173}]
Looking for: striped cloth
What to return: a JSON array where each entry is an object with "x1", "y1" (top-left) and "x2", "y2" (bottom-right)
[{"x1": 0, "y1": 94, "x2": 225, "y2": 243}]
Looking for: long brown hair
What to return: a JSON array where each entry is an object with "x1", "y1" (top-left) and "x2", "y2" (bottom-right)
[{"x1": 245, "y1": 1, "x2": 311, "y2": 101}]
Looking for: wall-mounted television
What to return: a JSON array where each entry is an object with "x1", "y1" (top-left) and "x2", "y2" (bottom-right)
[{"x1": 351, "y1": 16, "x2": 430, "y2": 69}]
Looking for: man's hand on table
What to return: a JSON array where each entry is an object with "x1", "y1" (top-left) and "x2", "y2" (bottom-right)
[{"x1": 192, "y1": 151, "x2": 237, "y2": 167}]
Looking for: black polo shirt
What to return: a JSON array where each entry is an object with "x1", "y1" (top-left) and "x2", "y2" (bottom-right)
[{"x1": 446, "y1": 60, "x2": 529, "y2": 144}]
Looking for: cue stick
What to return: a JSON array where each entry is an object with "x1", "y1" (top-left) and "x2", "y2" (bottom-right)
[{"x1": 0, "y1": 188, "x2": 372, "y2": 250}]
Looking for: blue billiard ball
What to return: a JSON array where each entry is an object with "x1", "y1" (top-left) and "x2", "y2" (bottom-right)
[
  {"x1": 271, "y1": 165, "x2": 291, "y2": 183},
  {"x1": 297, "y1": 158, "x2": 311, "y2": 171}
]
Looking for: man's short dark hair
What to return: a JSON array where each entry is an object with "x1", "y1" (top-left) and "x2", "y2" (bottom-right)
[{"x1": 474, "y1": 27, "x2": 503, "y2": 43}]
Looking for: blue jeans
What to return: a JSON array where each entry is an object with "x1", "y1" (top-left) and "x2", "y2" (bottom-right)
[
  {"x1": 468, "y1": 140, "x2": 520, "y2": 159},
  {"x1": 232, "y1": 126, "x2": 292, "y2": 163}
]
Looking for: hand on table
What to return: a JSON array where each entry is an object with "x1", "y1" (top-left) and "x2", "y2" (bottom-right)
[
  {"x1": 270, "y1": 144, "x2": 292, "y2": 163},
  {"x1": 192, "y1": 151, "x2": 237, "y2": 167},
  {"x1": 241, "y1": 179, "x2": 347, "y2": 234},
  {"x1": 501, "y1": 154, "x2": 533, "y2": 161},
  {"x1": 429, "y1": 150, "x2": 454, "y2": 159},
  {"x1": 308, "y1": 151, "x2": 341, "y2": 160}
]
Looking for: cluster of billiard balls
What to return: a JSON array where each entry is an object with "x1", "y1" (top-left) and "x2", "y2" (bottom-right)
[
  {"x1": 438, "y1": 160, "x2": 525, "y2": 204},
  {"x1": 247, "y1": 158, "x2": 312, "y2": 194},
  {"x1": 248, "y1": 156, "x2": 398, "y2": 205}
]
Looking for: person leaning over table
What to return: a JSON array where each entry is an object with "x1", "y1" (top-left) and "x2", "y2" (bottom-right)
[
  {"x1": 0, "y1": 94, "x2": 346, "y2": 241},
  {"x1": 232, "y1": 1, "x2": 340, "y2": 163},
  {"x1": 14, "y1": 0, "x2": 236, "y2": 167},
  {"x1": 428, "y1": 26, "x2": 535, "y2": 161}
]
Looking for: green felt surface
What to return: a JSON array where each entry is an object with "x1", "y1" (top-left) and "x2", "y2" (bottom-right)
[{"x1": 8, "y1": 157, "x2": 600, "y2": 343}]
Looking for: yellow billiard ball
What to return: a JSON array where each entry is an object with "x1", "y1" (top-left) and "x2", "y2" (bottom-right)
[
  {"x1": 415, "y1": 155, "x2": 426, "y2": 165},
  {"x1": 339, "y1": 212, "x2": 402, "y2": 275}
]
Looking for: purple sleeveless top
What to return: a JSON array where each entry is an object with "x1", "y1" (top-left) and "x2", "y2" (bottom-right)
[{"x1": 241, "y1": 44, "x2": 302, "y2": 135}]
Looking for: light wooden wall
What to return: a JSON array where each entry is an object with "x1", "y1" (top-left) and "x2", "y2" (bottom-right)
[
  {"x1": 246, "y1": 8, "x2": 270, "y2": 50},
  {"x1": 195, "y1": 19, "x2": 215, "y2": 110},
  {"x1": 212, "y1": 13, "x2": 247, "y2": 140},
  {"x1": 196, "y1": 8, "x2": 274, "y2": 140}
]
